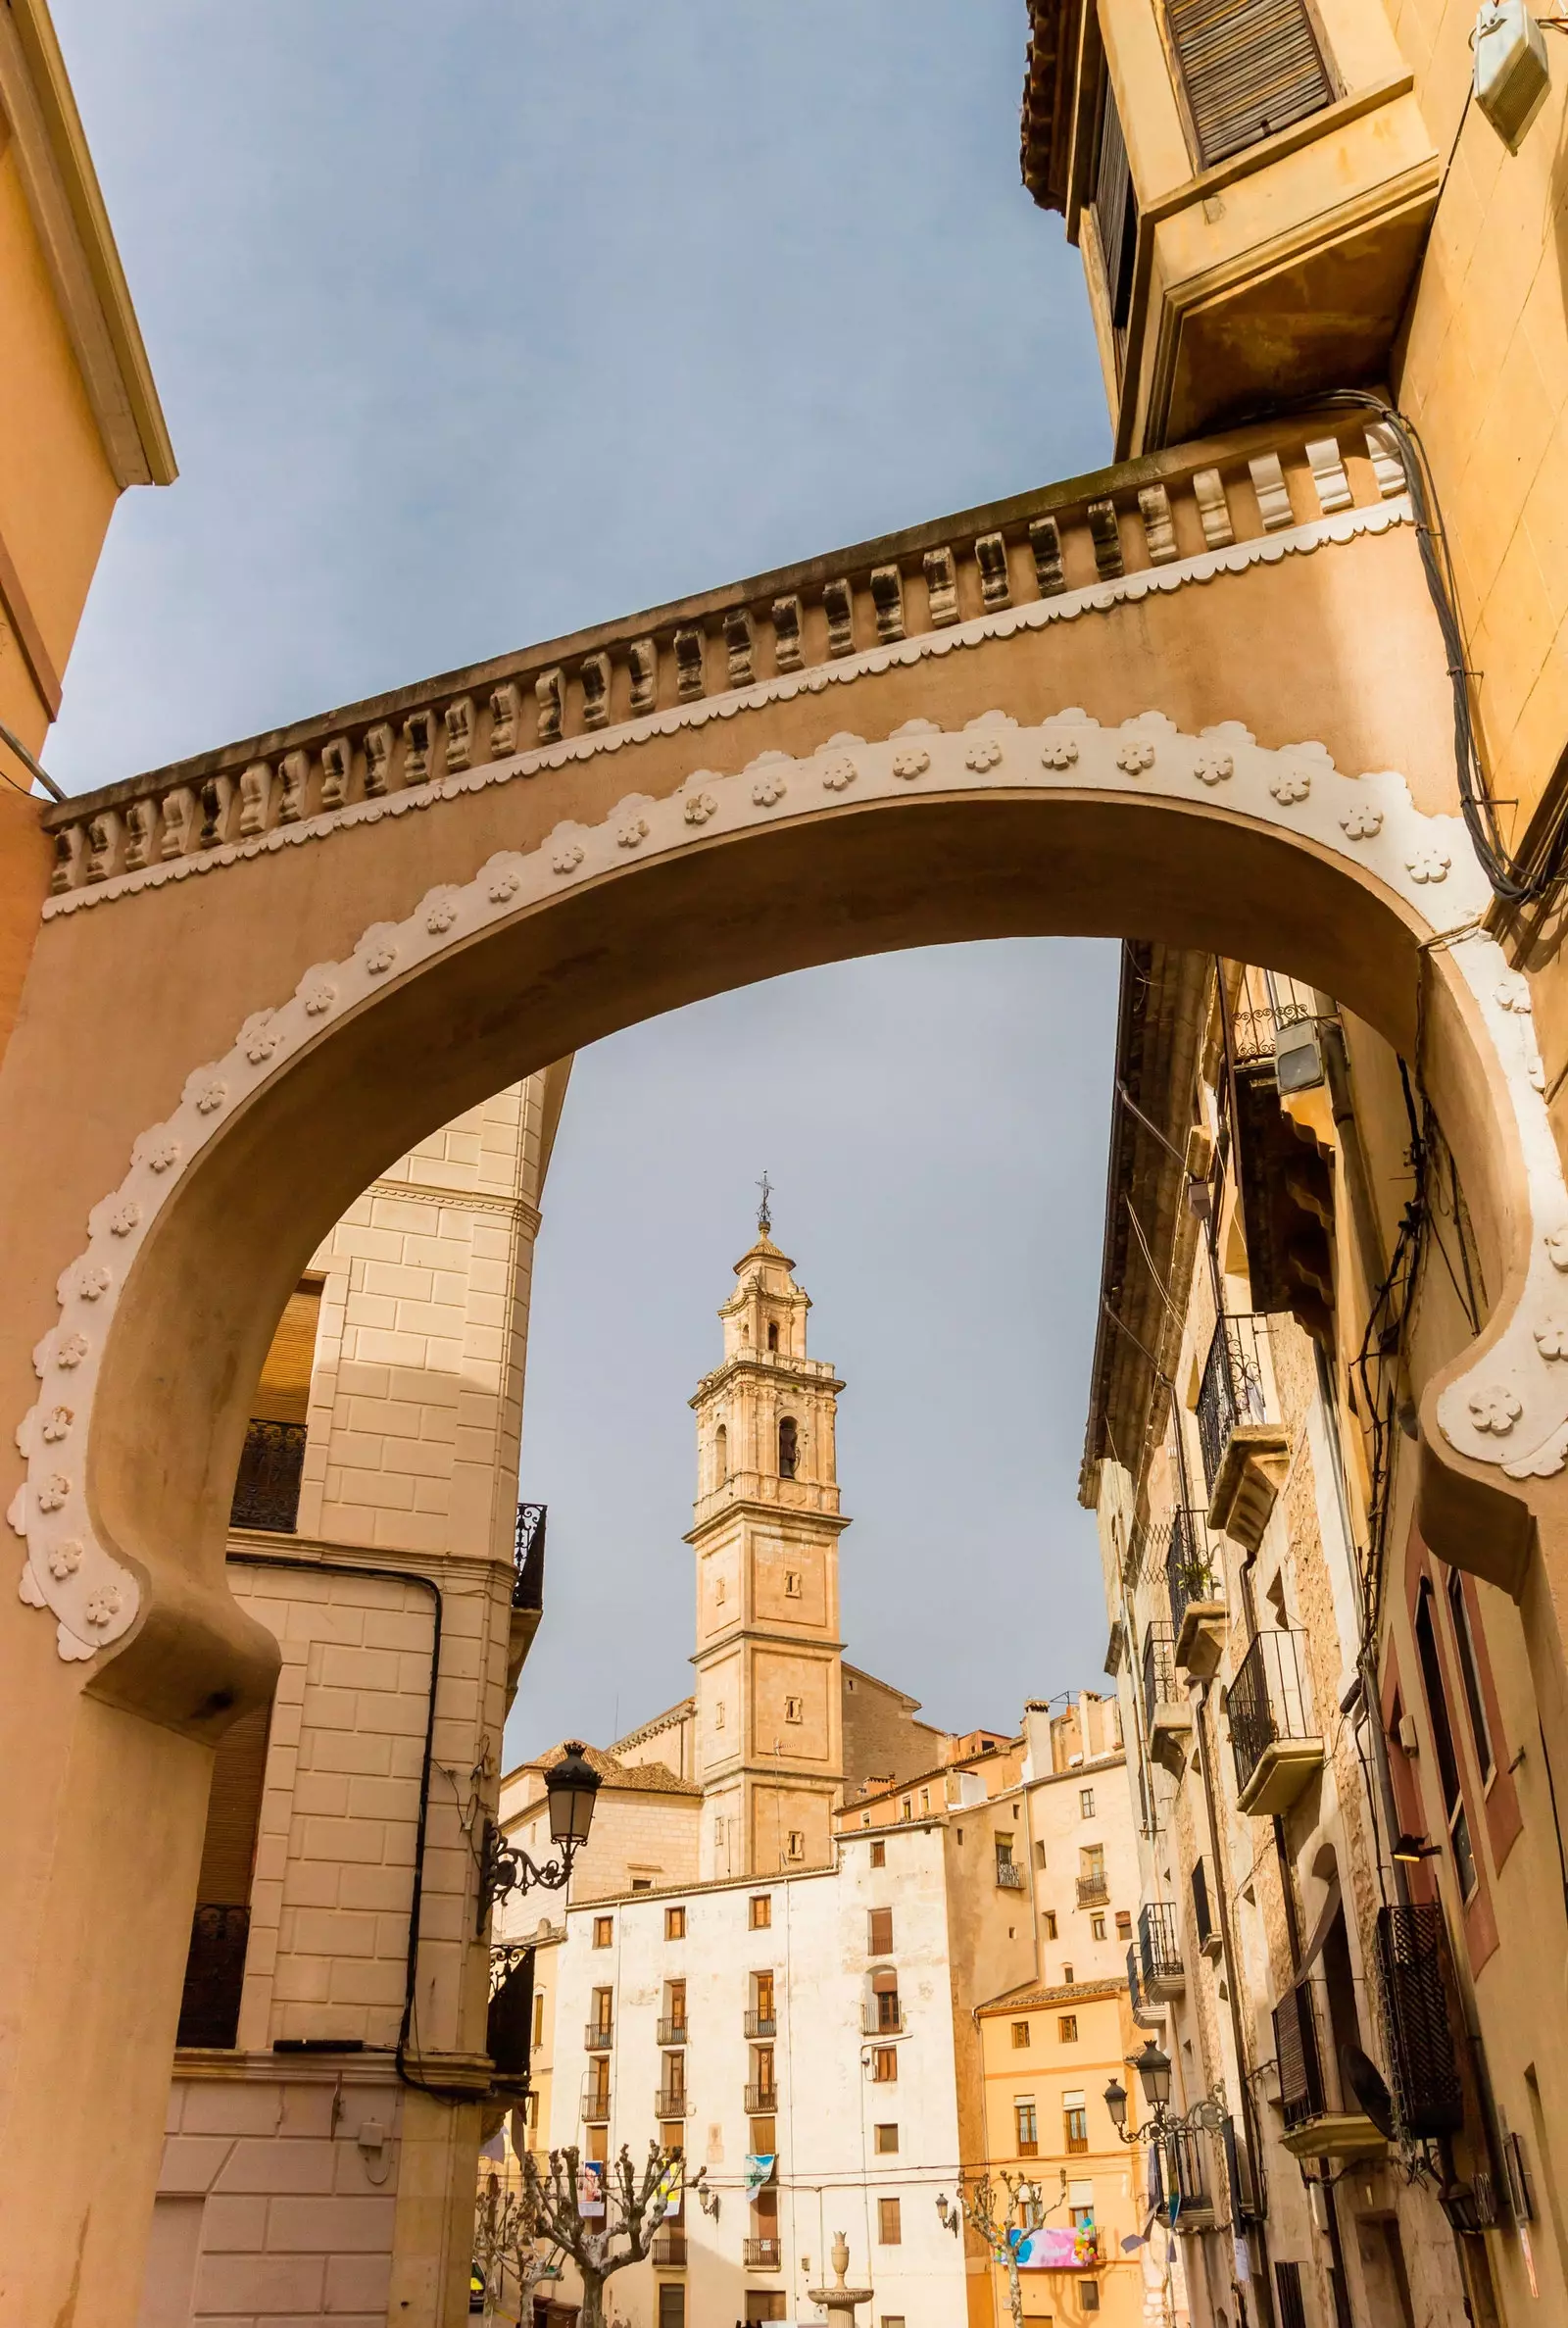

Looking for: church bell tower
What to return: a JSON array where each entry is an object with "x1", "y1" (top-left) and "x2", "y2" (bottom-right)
[{"x1": 687, "y1": 1191, "x2": 848, "y2": 1879}]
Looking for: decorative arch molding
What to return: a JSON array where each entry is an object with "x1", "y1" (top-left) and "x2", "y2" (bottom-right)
[{"x1": 11, "y1": 704, "x2": 1562, "y2": 1665}]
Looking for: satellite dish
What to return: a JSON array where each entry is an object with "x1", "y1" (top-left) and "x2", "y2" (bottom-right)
[{"x1": 1343, "y1": 2043, "x2": 1396, "y2": 2140}]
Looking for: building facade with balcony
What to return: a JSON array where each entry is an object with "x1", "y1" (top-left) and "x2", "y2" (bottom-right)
[{"x1": 1082, "y1": 947, "x2": 1533, "y2": 2326}]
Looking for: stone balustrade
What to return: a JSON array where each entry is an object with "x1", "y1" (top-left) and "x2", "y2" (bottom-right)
[{"x1": 41, "y1": 410, "x2": 1406, "y2": 895}]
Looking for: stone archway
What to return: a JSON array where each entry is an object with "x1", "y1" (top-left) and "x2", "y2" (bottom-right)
[{"x1": 4, "y1": 436, "x2": 1566, "y2": 2321}]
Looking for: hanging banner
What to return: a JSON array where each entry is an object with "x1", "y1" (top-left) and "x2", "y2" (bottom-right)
[
  {"x1": 1012, "y1": 2221, "x2": 1100, "y2": 2270},
  {"x1": 651, "y1": 2157, "x2": 683, "y2": 2223},
  {"x1": 576, "y1": 2161, "x2": 606, "y2": 2218},
  {"x1": 743, "y1": 2154, "x2": 776, "y2": 2196}
]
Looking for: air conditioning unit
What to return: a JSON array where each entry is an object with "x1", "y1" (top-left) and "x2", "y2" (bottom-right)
[{"x1": 1474, "y1": 2, "x2": 1550, "y2": 153}]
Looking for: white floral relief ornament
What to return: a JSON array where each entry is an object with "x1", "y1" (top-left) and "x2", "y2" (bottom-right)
[
  {"x1": 1340, "y1": 805, "x2": 1383, "y2": 840},
  {"x1": 1467, "y1": 1386, "x2": 1522, "y2": 1435},
  {"x1": 75, "y1": 1264, "x2": 112, "y2": 1303},
  {"x1": 1406, "y1": 846, "x2": 1450, "y2": 885},
  {"x1": 820, "y1": 758, "x2": 858, "y2": 792},
  {"x1": 684, "y1": 793, "x2": 718, "y2": 825},
  {"x1": 40, "y1": 1408, "x2": 72, "y2": 1444},
  {"x1": 752, "y1": 772, "x2": 787, "y2": 807},
  {"x1": 1193, "y1": 752, "x2": 1233, "y2": 786},
  {"x1": 424, "y1": 889, "x2": 462, "y2": 933},
  {"x1": 82, "y1": 1585, "x2": 122, "y2": 1629},
  {"x1": 891, "y1": 748, "x2": 929, "y2": 780},
  {"x1": 1494, "y1": 974, "x2": 1531, "y2": 1015},
  {"x1": 1040, "y1": 738, "x2": 1079, "y2": 770},
  {"x1": 616, "y1": 817, "x2": 651, "y2": 850},
  {"x1": 1547, "y1": 1227, "x2": 1568, "y2": 1271},
  {"x1": 47, "y1": 1540, "x2": 81, "y2": 1581},
  {"x1": 1270, "y1": 772, "x2": 1310, "y2": 804},
  {"x1": 361, "y1": 928, "x2": 399, "y2": 974},
  {"x1": 108, "y1": 1201, "x2": 141, "y2": 1237},
  {"x1": 302, "y1": 977, "x2": 337, "y2": 1016},
  {"x1": 551, "y1": 843, "x2": 585, "y2": 876},
  {"x1": 965, "y1": 738, "x2": 1004, "y2": 772},
  {"x1": 194, "y1": 1077, "x2": 227, "y2": 1114},
  {"x1": 1116, "y1": 741, "x2": 1155, "y2": 774},
  {"x1": 1535, "y1": 1319, "x2": 1568, "y2": 1360},
  {"x1": 240, "y1": 1012, "x2": 279, "y2": 1065},
  {"x1": 55, "y1": 1334, "x2": 88, "y2": 1369}
]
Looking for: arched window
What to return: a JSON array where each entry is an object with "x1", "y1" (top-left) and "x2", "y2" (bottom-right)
[
  {"x1": 767, "y1": 1321, "x2": 779, "y2": 1352},
  {"x1": 778, "y1": 1416, "x2": 799, "y2": 1479},
  {"x1": 714, "y1": 1423, "x2": 728, "y2": 1486}
]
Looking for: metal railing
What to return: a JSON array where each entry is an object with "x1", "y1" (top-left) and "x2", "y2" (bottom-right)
[
  {"x1": 1226, "y1": 1629, "x2": 1314, "y2": 1804},
  {"x1": 651, "y1": 2226, "x2": 687, "y2": 2267},
  {"x1": 1272, "y1": 1975, "x2": 1328, "y2": 2129},
  {"x1": 1138, "y1": 1901, "x2": 1183, "y2": 1988},
  {"x1": 860, "y1": 2006, "x2": 905, "y2": 2038},
  {"x1": 744, "y1": 2008, "x2": 776, "y2": 2038},
  {"x1": 1164, "y1": 1506, "x2": 1222, "y2": 1638},
  {"x1": 1376, "y1": 1904, "x2": 1464, "y2": 2138},
  {"x1": 654, "y1": 2086, "x2": 689, "y2": 2119},
  {"x1": 744, "y1": 2238, "x2": 782, "y2": 2268},
  {"x1": 584, "y1": 2020, "x2": 612, "y2": 2051},
  {"x1": 514, "y1": 1502, "x2": 546, "y2": 1611},
  {"x1": 657, "y1": 2018, "x2": 687, "y2": 2047},
  {"x1": 744, "y1": 2083, "x2": 779, "y2": 2114},
  {"x1": 1076, "y1": 1874, "x2": 1110, "y2": 1908},
  {"x1": 176, "y1": 1905, "x2": 251, "y2": 2048},
  {"x1": 1152, "y1": 2124, "x2": 1212, "y2": 2219},
  {"x1": 1142, "y1": 1623, "x2": 1179, "y2": 1742},
  {"x1": 230, "y1": 1419, "x2": 306, "y2": 1532},
  {"x1": 582, "y1": 2082, "x2": 612, "y2": 2124},
  {"x1": 1197, "y1": 1313, "x2": 1272, "y2": 1492},
  {"x1": 996, "y1": 1858, "x2": 1025, "y2": 1891}
]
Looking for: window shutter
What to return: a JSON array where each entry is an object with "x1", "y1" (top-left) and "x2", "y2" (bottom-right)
[
  {"x1": 195, "y1": 1698, "x2": 272, "y2": 1905},
  {"x1": 1166, "y1": 0, "x2": 1333, "y2": 169},
  {"x1": 868, "y1": 1907, "x2": 894, "y2": 1956},
  {"x1": 1191, "y1": 1857, "x2": 1213, "y2": 1948}
]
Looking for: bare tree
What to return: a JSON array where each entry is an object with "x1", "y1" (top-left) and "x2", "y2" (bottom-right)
[
  {"x1": 517, "y1": 2142, "x2": 682, "y2": 2328},
  {"x1": 944, "y1": 2169, "x2": 1052, "y2": 2328},
  {"x1": 472, "y1": 2171, "x2": 562, "y2": 2325}
]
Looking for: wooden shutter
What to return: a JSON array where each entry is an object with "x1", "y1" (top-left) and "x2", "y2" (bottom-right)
[
  {"x1": 868, "y1": 1906, "x2": 894, "y2": 1956},
  {"x1": 195, "y1": 1699, "x2": 272, "y2": 1904},
  {"x1": 252, "y1": 1279, "x2": 322, "y2": 1424},
  {"x1": 1092, "y1": 78, "x2": 1138, "y2": 341},
  {"x1": 1166, "y1": 0, "x2": 1333, "y2": 168}
]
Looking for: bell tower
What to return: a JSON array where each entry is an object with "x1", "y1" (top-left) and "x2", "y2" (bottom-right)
[{"x1": 688, "y1": 1197, "x2": 848, "y2": 1879}]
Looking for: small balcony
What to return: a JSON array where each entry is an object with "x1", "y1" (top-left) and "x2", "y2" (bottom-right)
[
  {"x1": 1225, "y1": 1630, "x2": 1322, "y2": 1814},
  {"x1": 1198, "y1": 1315, "x2": 1288, "y2": 1554},
  {"x1": 860, "y1": 2006, "x2": 905, "y2": 2038},
  {"x1": 743, "y1": 2008, "x2": 776, "y2": 2038},
  {"x1": 656, "y1": 2018, "x2": 687, "y2": 2047},
  {"x1": 1273, "y1": 1975, "x2": 1386, "y2": 2160},
  {"x1": 652, "y1": 2226, "x2": 687, "y2": 2268},
  {"x1": 744, "y1": 2238, "x2": 782, "y2": 2269},
  {"x1": 582, "y1": 2084, "x2": 612, "y2": 2126},
  {"x1": 654, "y1": 2087, "x2": 689, "y2": 2120},
  {"x1": 230, "y1": 1418, "x2": 306, "y2": 1533},
  {"x1": 1376, "y1": 1905, "x2": 1464, "y2": 2141},
  {"x1": 1163, "y1": 1506, "x2": 1225, "y2": 1679},
  {"x1": 1075, "y1": 1874, "x2": 1109, "y2": 1909},
  {"x1": 1151, "y1": 2124, "x2": 1214, "y2": 2234},
  {"x1": 584, "y1": 2022, "x2": 613, "y2": 2052},
  {"x1": 744, "y1": 2083, "x2": 779, "y2": 2114},
  {"x1": 1137, "y1": 1902, "x2": 1185, "y2": 2002},
  {"x1": 996, "y1": 1858, "x2": 1025, "y2": 1892},
  {"x1": 1142, "y1": 1623, "x2": 1191, "y2": 1776}
]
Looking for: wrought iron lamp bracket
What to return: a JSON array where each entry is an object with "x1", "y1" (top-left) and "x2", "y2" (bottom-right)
[{"x1": 476, "y1": 1817, "x2": 577, "y2": 1934}]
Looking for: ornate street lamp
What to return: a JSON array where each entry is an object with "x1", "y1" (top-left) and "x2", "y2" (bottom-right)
[
  {"x1": 1104, "y1": 2038, "x2": 1223, "y2": 2149},
  {"x1": 476, "y1": 1741, "x2": 602, "y2": 1933}
]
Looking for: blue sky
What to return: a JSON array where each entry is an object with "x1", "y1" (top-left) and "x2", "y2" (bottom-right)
[{"x1": 50, "y1": 2, "x2": 1121, "y2": 1753}]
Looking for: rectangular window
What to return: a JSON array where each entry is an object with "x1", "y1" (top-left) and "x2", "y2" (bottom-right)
[
  {"x1": 870, "y1": 1840, "x2": 886, "y2": 1868},
  {"x1": 784, "y1": 1568, "x2": 802, "y2": 1598},
  {"x1": 659, "y1": 2289, "x2": 686, "y2": 2328},
  {"x1": 871, "y1": 2046, "x2": 898, "y2": 2083},
  {"x1": 593, "y1": 1915, "x2": 613, "y2": 1949},
  {"x1": 995, "y1": 1835, "x2": 1014, "y2": 1865},
  {"x1": 1115, "y1": 1908, "x2": 1132, "y2": 1939},
  {"x1": 532, "y1": 1993, "x2": 545, "y2": 2049},
  {"x1": 1165, "y1": 0, "x2": 1334, "y2": 171},
  {"x1": 1446, "y1": 1569, "x2": 1496, "y2": 1783},
  {"x1": 1015, "y1": 2100, "x2": 1039, "y2": 2155},
  {"x1": 1079, "y1": 2279, "x2": 1102, "y2": 2312},
  {"x1": 1059, "y1": 2015, "x2": 1079, "y2": 2043},
  {"x1": 874, "y1": 2122, "x2": 899, "y2": 2155},
  {"x1": 1089, "y1": 71, "x2": 1137, "y2": 346},
  {"x1": 754, "y1": 1969, "x2": 775, "y2": 2021},
  {"x1": 666, "y1": 1906, "x2": 686, "y2": 1941},
  {"x1": 1275, "y1": 2260, "x2": 1307, "y2": 2328},
  {"x1": 1081, "y1": 1844, "x2": 1105, "y2": 1880},
  {"x1": 785, "y1": 1696, "x2": 804, "y2": 1724},
  {"x1": 878, "y1": 2197, "x2": 902, "y2": 2246},
  {"x1": 750, "y1": 2116, "x2": 776, "y2": 2154},
  {"x1": 1080, "y1": 1787, "x2": 1095, "y2": 1819},
  {"x1": 632, "y1": 1878, "x2": 652, "y2": 1891},
  {"x1": 1415, "y1": 1581, "x2": 1479, "y2": 1899},
  {"x1": 751, "y1": 1894, "x2": 772, "y2": 1930},
  {"x1": 900, "y1": 1797, "x2": 912, "y2": 1822},
  {"x1": 920, "y1": 1787, "x2": 930, "y2": 1814},
  {"x1": 786, "y1": 1829, "x2": 805, "y2": 1861},
  {"x1": 868, "y1": 1907, "x2": 894, "y2": 1957},
  {"x1": 665, "y1": 1977, "x2": 687, "y2": 2028},
  {"x1": 873, "y1": 1975, "x2": 901, "y2": 2032},
  {"x1": 591, "y1": 1987, "x2": 612, "y2": 2036},
  {"x1": 1043, "y1": 1910, "x2": 1058, "y2": 1940},
  {"x1": 1091, "y1": 1913, "x2": 1106, "y2": 1941},
  {"x1": 882, "y1": 2318, "x2": 906, "y2": 2328},
  {"x1": 1065, "y1": 2106, "x2": 1090, "y2": 2154},
  {"x1": 1011, "y1": 2020, "x2": 1031, "y2": 2050},
  {"x1": 1034, "y1": 1840, "x2": 1047, "y2": 1869},
  {"x1": 586, "y1": 2123, "x2": 608, "y2": 2162}
]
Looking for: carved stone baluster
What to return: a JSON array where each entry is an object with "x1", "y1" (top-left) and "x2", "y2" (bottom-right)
[
  {"x1": 198, "y1": 775, "x2": 234, "y2": 847},
  {"x1": 674, "y1": 628, "x2": 707, "y2": 700},
  {"x1": 1087, "y1": 500, "x2": 1124, "y2": 579},
  {"x1": 922, "y1": 547, "x2": 959, "y2": 626},
  {"x1": 123, "y1": 796, "x2": 160, "y2": 870},
  {"x1": 277, "y1": 753, "x2": 310, "y2": 822},
  {"x1": 1137, "y1": 484, "x2": 1179, "y2": 565},
  {"x1": 1248, "y1": 453, "x2": 1295, "y2": 531},
  {"x1": 362, "y1": 726, "x2": 392, "y2": 798},
  {"x1": 724, "y1": 609, "x2": 756, "y2": 689},
  {"x1": 628, "y1": 640, "x2": 658, "y2": 715},
  {"x1": 1029, "y1": 517, "x2": 1065, "y2": 596},
  {"x1": 403, "y1": 713, "x2": 433, "y2": 783},
  {"x1": 822, "y1": 579, "x2": 855, "y2": 658},
  {"x1": 50, "y1": 823, "x2": 83, "y2": 893},
  {"x1": 238, "y1": 762, "x2": 272, "y2": 835},
  {"x1": 869, "y1": 566, "x2": 905, "y2": 643},
  {"x1": 1304, "y1": 437, "x2": 1353, "y2": 515},
  {"x1": 1365, "y1": 424, "x2": 1405, "y2": 499},
  {"x1": 1192, "y1": 470, "x2": 1234, "y2": 549},
  {"x1": 85, "y1": 811, "x2": 122, "y2": 882},
  {"x1": 535, "y1": 670, "x2": 564, "y2": 747},
  {"x1": 974, "y1": 533, "x2": 1011, "y2": 610},
  {"x1": 488, "y1": 683, "x2": 520, "y2": 758},
  {"x1": 578, "y1": 657, "x2": 611, "y2": 731},
  {"x1": 444, "y1": 696, "x2": 475, "y2": 768},
  {"x1": 771, "y1": 597, "x2": 804, "y2": 671},
  {"x1": 161, "y1": 786, "x2": 197, "y2": 857},
  {"x1": 319, "y1": 738, "x2": 352, "y2": 812}
]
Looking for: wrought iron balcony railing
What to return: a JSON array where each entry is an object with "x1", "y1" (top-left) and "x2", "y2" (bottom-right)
[
  {"x1": 1272, "y1": 1975, "x2": 1328, "y2": 2131},
  {"x1": 744, "y1": 2238, "x2": 782, "y2": 2268},
  {"x1": 657, "y1": 2018, "x2": 687, "y2": 2047},
  {"x1": 655, "y1": 2086, "x2": 689, "y2": 2119},
  {"x1": 1150, "y1": 2124, "x2": 1213, "y2": 2226},
  {"x1": 1142, "y1": 1623, "x2": 1179, "y2": 1739},
  {"x1": 582, "y1": 2083, "x2": 612, "y2": 2124},
  {"x1": 1196, "y1": 1313, "x2": 1272, "y2": 1493},
  {"x1": 230, "y1": 1419, "x2": 306, "y2": 1533},
  {"x1": 514, "y1": 1501, "x2": 547, "y2": 1611},
  {"x1": 1164, "y1": 1506, "x2": 1222, "y2": 1639},
  {"x1": 744, "y1": 2082, "x2": 779, "y2": 2113},
  {"x1": 1376, "y1": 1904, "x2": 1464, "y2": 2139},
  {"x1": 996, "y1": 1858, "x2": 1025, "y2": 1891},
  {"x1": 860, "y1": 2006, "x2": 905, "y2": 2037},
  {"x1": 652, "y1": 2226, "x2": 687, "y2": 2267},
  {"x1": 1225, "y1": 1629, "x2": 1319, "y2": 1811},
  {"x1": 1076, "y1": 1874, "x2": 1110, "y2": 1908},
  {"x1": 584, "y1": 2021, "x2": 612, "y2": 2051},
  {"x1": 1138, "y1": 1901, "x2": 1183, "y2": 1991},
  {"x1": 743, "y1": 2008, "x2": 776, "y2": 2038}
]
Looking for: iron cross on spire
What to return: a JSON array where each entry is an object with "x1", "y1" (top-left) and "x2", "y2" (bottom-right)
[{"x1": 757, "y1": 1170, "x2": 773, "y2": 1236}]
